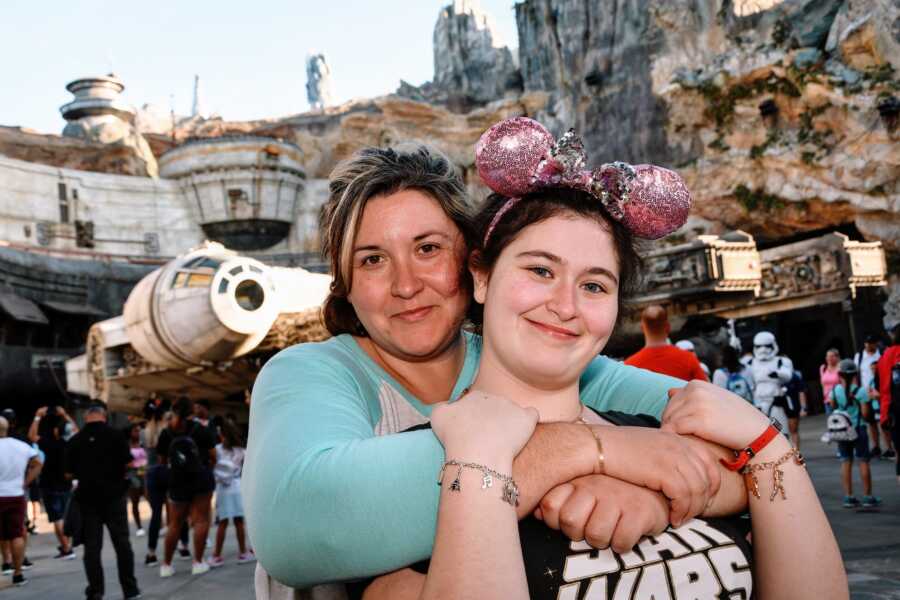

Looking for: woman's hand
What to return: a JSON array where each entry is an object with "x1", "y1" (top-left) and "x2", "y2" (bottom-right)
[
  {"x1": 598, "y1": 425, "x2": 721, "y2": 527},
  {"x1": 431, "y1": 390, "x2": 539, "y2": 464},
  {"x1": 661, "y1": 380, "x2": 771, "y2": 451},
  {"x1": 535, "y1": 474, "x2": 670, "y2": 553}
]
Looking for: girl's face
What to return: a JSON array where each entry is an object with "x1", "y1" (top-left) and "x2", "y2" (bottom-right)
[
  {"x1": 348, "y1": 190, "x2": 470, "y2": 361},
  {"x1": 130, "y1": 426, "x2": 140, "y2": 442},
  {"x1": 473, "y1": 214, "x2": 620, "y2": 389},
  {"x1": 826, "y1": 351, "x2": 839, "y2": 367}
]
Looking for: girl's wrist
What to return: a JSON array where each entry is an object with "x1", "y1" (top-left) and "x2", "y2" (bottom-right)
[{"x1": 443, "y1": 445, "x2": 514, "y2": 471}]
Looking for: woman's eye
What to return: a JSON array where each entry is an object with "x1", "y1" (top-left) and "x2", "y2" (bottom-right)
[
  {"x1": 529, "y1": 266, "x2": 552, "y2": 278},
  {"x1": 418, "y1": 243, "x2": 440, "y2": 255},
  {"x1": 361, "y1": 255, "x2": 383, "y2": 266},
  {"x1": 582, "y1": 282, "x2": 606, "y2": 294}
]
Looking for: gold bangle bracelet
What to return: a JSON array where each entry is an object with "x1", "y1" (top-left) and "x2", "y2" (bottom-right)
[{"x1": 578, "y1": 420, "x2": 605, "y2": 474}]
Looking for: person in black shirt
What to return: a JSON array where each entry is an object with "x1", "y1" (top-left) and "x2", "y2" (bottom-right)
[
  {"x1": 29, "y1": 406, "x2": 76, "y2": 560},
  {"x1": 65, "y1": 402, "x2": 140, "y2": 600},
  {"x1": 157, "y1": 397, "x2": 216, "y2": 577}
]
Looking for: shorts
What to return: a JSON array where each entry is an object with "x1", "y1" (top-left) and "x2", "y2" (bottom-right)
[
  {"x1": 837, "y1": 427, "x2": 871, "y2": 462},
  {"x1": 41, "y1": 489, "x2": 71, "y2": 522},
  {"x1": 0, "y1": 496, "x2": 27, "y2": 540},
  {"x1": 27, "y1": 482, "x2": 41, "y2": 502},
  {"x1": 783, "y1": 396, "x2": 801, "y2": 419},
  {"x1": 168, "y1": 468, "x2": 215, "y2": 504}
]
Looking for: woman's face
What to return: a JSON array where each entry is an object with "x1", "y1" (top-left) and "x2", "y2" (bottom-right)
[
  {"x1": 473, "y1": 214, "x2": 620, "y2": 388},
  {"x1": 826, "y1": 351, "x2": 839, "y2": 366},
  {"x1": 130, "y1": 426, "x2": 140, "y2": 442},
  {"x1": 348, "y1": 189, "x2": 469, "y2": 361}
]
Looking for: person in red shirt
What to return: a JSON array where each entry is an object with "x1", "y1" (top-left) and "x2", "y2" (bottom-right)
[
  {"x1": 625, "y1": 305, "x2": 709, "y2": 381},
  {"x1": 876, "y1": 324, "x2": 900, "y2": 482}
]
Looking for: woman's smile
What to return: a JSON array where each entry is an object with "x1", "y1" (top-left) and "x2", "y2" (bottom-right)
[{"x1": 523, "y1": 318, "x2": 579, "y2": 340}]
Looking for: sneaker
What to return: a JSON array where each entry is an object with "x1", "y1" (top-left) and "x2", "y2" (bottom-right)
[
  {"x1": 842, "y1": 496, "x2": 860, "y2": 508},
  {"x1": 159, "y1": 563, "x2": 175, "y2": 578},
  {"x1": 882, "y1": 449, "x2": 897, "y2": 459},
  {"x1": 177, "y1": 547, "x2": 192, "y2": 561},
  {"x1": 22, "y1": 557, "x2": 33, "y2": 570},
  {"x1": 862, "y1": 495, "x2": 882, "y2": 508},
  {"x1": 54, "y1": 548, "x2": 76, "y2": 560},
  {"x1": 124, "y1": 592, "x2": 142, "y2": 599},
  {"x1": 208, "y1": 556, "x2": 225, "y2": 569},
  {"x1": 237, "y1": 551, "x2": 256, "y2": 564},
  {"x1": 191, "y1": 561, "x2": 210, "y2": 576},
  {"x1": 12, "y1": 573, "x2": 27, "y2": 587},
  {"x1": 1, "y1": 562, "x2": 12, "y2": 575},
  {"x1": 145, "y1": 554, "x2": 159, "y2": 567}
]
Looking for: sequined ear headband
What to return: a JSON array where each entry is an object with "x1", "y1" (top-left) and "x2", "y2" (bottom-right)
[{"x1": 475, "y1": 117, "x2": 692, "y2": 244}]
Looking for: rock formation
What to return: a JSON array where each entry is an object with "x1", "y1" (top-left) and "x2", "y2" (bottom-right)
[{"x1": 398, "y1": 0, "x2": 521, "y2": 111}]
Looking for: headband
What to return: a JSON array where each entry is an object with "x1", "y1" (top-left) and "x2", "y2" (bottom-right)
[{"x1": 475, "y1": 117, "x2": 692, "y2": 244}]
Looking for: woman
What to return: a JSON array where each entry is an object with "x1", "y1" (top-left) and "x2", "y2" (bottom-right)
[
  {"x1": 820, "y1": 348, "x2": 841, "y2": 413},
  {"x1": 125, "y1": 423, "x2": 147, "y2": 537},
  {"x1": 209, "y1": 420, "x2": 254, "y2": 567},
  {"x1": 156, "y1": 397, "x2": 217, "y2": 577},
  {"x1": 246, "y1": 142, "x2": 739, "y2": 594},
  {"x1": 365, "y1": 117, "x2": 845, "y2": 600}
]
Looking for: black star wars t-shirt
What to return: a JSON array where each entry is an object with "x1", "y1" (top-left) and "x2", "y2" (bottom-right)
[{"x1": 352, "y1": 410, "x2": 753, "y2": 600}]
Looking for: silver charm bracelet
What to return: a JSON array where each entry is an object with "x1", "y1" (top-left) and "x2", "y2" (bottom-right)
[{"x1": 437, "y1": 459, "x2": 520, "y2": 507}]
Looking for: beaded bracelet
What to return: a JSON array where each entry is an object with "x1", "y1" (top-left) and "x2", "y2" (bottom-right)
[
  {"x1": 741, "y1": 447, "x2": 806, "y2": 501},
  {"x1": 438, "y1": 459, "x2": 520, "y2": 507}
]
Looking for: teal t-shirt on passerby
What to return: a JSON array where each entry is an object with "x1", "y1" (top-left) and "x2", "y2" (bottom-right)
[
  {"x1": 243, "y1": 331, "x2": 685, "y2": 589},
  {"x1": 831, "y1": 383, "x2": 869, "y2": 426}
]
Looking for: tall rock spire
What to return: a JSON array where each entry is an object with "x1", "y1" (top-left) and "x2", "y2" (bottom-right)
[{"x1": 191, "y1": 74, "x2": 205, "y2": 118}]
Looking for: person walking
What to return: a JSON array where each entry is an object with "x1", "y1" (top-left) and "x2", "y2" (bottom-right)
[
  {"x1": 125, "y1": 423, "x2": 147, "y2": 537},
  {"x1": 0, "y1": 416, "x2": 42, "y2": 587},
  {"x1": 209, "y1": 420, "x2": 254, "y2": 568},
  {"x1": 831, "y1": 360, "x2": 881, "y2": 508},
  {"x1": 876, "y1": 324, "x2": 900, "y2": 484},
  {"x1": 784, "y1": 369, "x2": 809, "y2": 450},
  {"x1": 65, "y1": 402, "x2": 141, "y2": 600},
  {"x1": 820, "y1": 349, "x2": 841, "y2": 414},
  {"x1": 624, "y1": 305, "x2": 708, "y2": 381},
  {"x1": 28, "y1": 406, "x2": 77, "y2": 560},
  {"x1": 158, "y1": 398, "x2": 216, "y2": 577}
]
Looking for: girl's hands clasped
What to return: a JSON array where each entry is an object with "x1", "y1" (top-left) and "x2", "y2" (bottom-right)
[{"x1": 431, "y1": 389, "x2": 539, "y2": 464}]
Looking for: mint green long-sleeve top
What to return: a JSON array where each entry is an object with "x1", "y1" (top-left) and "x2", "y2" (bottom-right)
[{"x1": 244, "y1": 332, "x2": 682, "y2": 588}]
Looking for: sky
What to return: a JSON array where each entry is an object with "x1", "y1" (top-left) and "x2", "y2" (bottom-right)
[{"x1": 0, "y1": 0, "x2": 519, "y2": 134}]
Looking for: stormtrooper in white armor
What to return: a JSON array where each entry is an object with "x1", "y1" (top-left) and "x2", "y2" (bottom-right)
[{"x1": 748, "y1": 331, "x2": 794, "y2": 434}]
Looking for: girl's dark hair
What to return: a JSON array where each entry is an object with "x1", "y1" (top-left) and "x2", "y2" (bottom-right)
[
  {"x1": 467, "y1": 188, "x2": 642, "y2": 328},
  {"x1": 172, "y1": 397, "x2": 192, "y2": 421},
  {"x1": 722, "y1": 345, "x2": 741, "y2": 373},
  {"x1": 220, "y1": 419, "x2": 244, "y2": 450},
  {"x1": 320, "y1": 145, "x2": 477, "y2": 336}
]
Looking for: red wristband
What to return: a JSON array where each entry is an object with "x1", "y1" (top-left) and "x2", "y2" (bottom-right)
[{"x1": 720, "y1": 421, "x2": 781, "y2": 471}]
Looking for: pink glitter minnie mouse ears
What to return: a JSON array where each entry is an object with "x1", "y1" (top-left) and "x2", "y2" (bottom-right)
[{"x1": 475, "y1": 117, "x2": 692, "y2": 243}]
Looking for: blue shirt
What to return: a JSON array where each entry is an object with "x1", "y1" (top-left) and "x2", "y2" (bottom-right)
[
  {"x1": 244, "y1": 332, "x2": 683, "y2": 588},
  {"x1": 831, "y1": 383, "x2": 870, "y2": 426}
]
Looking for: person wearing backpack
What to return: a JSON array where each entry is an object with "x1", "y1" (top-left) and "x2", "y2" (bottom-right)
[
  {"x1": 712, "y1": 345, "x2": 754, "y2": 402},
  {"x1": 875, "y1": 323, "x2": 900, "y2": 483},
  {"x1": 209, "y1": 419, "x2": 254, "y2": 568},
  {"x1": 832, "y1": 359, "x2": 881, "y2": 508},
  {"x1": 156, "y1": 398, "x2": 217, "y2": 577}
]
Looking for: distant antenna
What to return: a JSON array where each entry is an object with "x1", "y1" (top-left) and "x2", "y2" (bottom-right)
[{"x1": 105, "y1": 50, "x2": 116, "y2": 76}]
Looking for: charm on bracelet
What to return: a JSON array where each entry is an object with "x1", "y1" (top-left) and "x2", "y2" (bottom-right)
[
  {"x1": 741, "y1": 447, "x2": 805, "y2": 501},
  {"x1": 438, "y1": 459, "x2": 519, "y2": 507}
]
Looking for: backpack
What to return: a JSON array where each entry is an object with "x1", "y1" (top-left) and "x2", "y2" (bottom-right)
[
  {"x1": 822, "y1": 385, "x2": 860, "y2": 443},
  {"x1": 725, "y1": 371, "x2": 754, "y2": 403},
  {"x1": 168, "y1": 425, "x2": 202, "y2": 475}
]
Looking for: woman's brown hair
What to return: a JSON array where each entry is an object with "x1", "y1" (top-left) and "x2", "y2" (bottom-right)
[{"x1": 319, "y1": 145, "x2": 477, "y2": 336}]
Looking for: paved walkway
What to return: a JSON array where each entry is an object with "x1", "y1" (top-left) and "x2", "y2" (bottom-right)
[{"x1": 2, "y1": 414, "x2": 898, "y2": 599}]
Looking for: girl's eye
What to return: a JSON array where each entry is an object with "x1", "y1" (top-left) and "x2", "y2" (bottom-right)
[
  {"x1": 529, "y1": 266, "x2": 552, "y2": 278},
  {"x1": 582, "y1": 282, "x2": 606, "y2": 294},
  {"x1": 361, "y1": 255, "x2": 383, "y2": 266}
]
